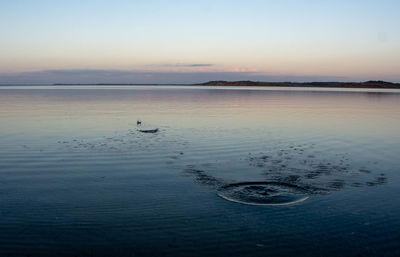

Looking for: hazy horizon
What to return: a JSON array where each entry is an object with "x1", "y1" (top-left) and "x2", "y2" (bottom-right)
[{"x1": 1, "y1": 69, "x2": 400, "y2": 85}]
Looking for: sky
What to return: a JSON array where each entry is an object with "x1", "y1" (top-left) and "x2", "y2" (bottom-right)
[{"x1": 0, "y1": 0, "x2": 399, "y2": 84}]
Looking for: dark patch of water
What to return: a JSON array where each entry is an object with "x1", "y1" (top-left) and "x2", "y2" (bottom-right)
[{"x1": 184, "y1": 143, "x2": 387, "y2": 206}]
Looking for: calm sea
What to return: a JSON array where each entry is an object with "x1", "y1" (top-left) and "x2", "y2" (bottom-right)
[{"x1": 0, "y1": 85, "x2": 399, "y2": 256}]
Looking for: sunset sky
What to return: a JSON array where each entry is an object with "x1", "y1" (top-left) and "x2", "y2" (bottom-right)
[{"x1": 1, "y1": 0, "x2": 399, "y2": 83}]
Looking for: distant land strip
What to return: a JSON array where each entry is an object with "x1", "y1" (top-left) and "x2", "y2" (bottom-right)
[
  {"x1": 198, "y1": 80, "x2": 400, "y2": 89},
  {"x1": 51, "y1": 80, "x2": 400, "y2": 89}
]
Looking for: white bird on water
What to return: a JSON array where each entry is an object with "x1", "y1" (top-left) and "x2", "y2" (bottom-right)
[{"x1": 136, "y1": 120, "x2": 159, "y2": 133}]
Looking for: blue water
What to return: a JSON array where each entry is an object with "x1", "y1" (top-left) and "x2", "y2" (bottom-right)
[{"x1": 0, "y1": 85, "x2": 399, "y2": 256}]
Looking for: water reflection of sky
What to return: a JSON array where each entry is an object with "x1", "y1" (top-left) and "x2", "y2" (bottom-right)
[
  {"x1": 1, "y1": 86, "x2": 399, "y2": 138},
  {"x1": 0, "y1": 86, "x2": 400, "y2": 256}
]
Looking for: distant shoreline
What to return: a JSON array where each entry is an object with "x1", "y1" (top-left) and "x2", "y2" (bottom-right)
[
  {"x1": 198, "y1": 80, "x2": 400, "y2": 89},
  {"x1": 0, "y1": 80, "x2": 395, "y2": 89},
  {"x1": 49, "y1": 80, "x2": 400, "y2": 89}
]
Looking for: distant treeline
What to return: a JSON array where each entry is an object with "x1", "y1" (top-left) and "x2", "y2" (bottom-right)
[
  {"x1": 199, "y1": 80, "x2": 400, "y2": 89},
  {"x1": 52, "y1": 80, "x2": 400, "y2": 89}
]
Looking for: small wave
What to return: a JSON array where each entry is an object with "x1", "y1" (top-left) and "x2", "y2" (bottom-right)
[{"x1": 218, "y1": 182, "x2": 309, "y2": 206}]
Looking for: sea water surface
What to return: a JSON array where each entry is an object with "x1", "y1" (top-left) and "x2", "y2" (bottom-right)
[{"x1": 0, "y1": 85, "x2": 399, "y2": 256}]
